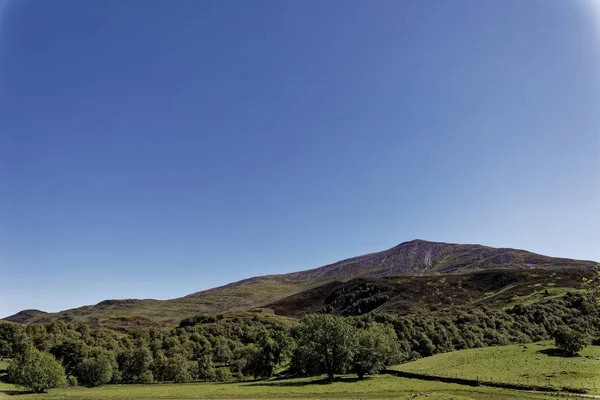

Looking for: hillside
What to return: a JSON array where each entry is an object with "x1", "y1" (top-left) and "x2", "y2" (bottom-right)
[
  {"x1": 266, "y1": 268, "x2": 593, "y2": 318},
  {"x1": 4, "y1": 240, "x2": 596, "y2": 330},
  {"x1": 389, "y1": 342, "x2": 600, "y2": 395}
]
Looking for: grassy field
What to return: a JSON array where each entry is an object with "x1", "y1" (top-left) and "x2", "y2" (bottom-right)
[
  {"x1": 0, "y1": 374, "x2": 557, "y2": 400},
  {"x1": 390, "y1": 341, "x2": 600, "y2": 394}
]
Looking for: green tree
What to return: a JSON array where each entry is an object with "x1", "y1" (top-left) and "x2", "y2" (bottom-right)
[
  {"x1": 117, "y1": 345, "x2": 153, "y2": 383},
  {"x1": 197, "y1": 353, "x2": 216, "y2": 381},
  {"x1": 8, "y1": 346, "x2": 66, "y2": 393},
  {"x1": 77, "y1": 356, "x2": 113, "y2": 387},
  {"x1": 353, "y1": 322, "x2": 402, "y2": 379},
  {"x1": 243, "y1": 329, "x2": 293, "y2": 379},
  {"x1": 165, "y1": 354, "x2": 193, "y2": 383},
  {"x1": 0, "y1": 322, "x2": 24, "y2": 358},
  {"x1": 76, "y1": 347, "x2": 115, "y2": 387},
  {"x1": 50, "y1": 339, "x2": 88, "y2": 378},
  {"x1": 293, "y1": 314, "x2": 358, "y2": 381},
  {"x1": 553, "y1": 328, "x2": 587, "y2": 356},
  {"x1": 0, "y1": 323, "x2": 30, "y2": 361}
]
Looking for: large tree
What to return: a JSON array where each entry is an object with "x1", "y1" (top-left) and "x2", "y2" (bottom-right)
[
  {"x1": 0, "y1": 323, "x2": 30, "y2": 360},
  {"x1": 8, "y1": 346, "x2": 66, "y2": 393},
  {"x1": 353, "y1": 322, "x2": 402, "y2": 379},
  {"x1": 243, "y1": 328, "x2": 293, "y2": 379},
  {"x1": 553, "y1": 328, "x2": 587, "y2": 357},
  {"x1": 293, "y1": 314, "x2": 358, "y2": 381}
]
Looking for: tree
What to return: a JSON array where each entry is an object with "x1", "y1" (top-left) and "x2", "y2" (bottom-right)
[
  {"x1": 243, "y1": 329, "x2": 293, "y2": 379},
  {"x1": 0, "y1": 322, "x2": 23, "y2": 358},
  {"x1": 0, "y1": 323, "x2": 30, "y2": 361},
  {"x1": 197, "y1": 354, "x2": 216, "y2": 381},
  {"x1": 117, "y1": 345, "x2": 153, "y2": 383},
  {"x1": 8, "y1": 346, "x2": 66, "y2": 393},
  {"x1": 77, "y1": 356, "x2": 113, "y2": 387},
  {"x1": 164, "y1": 354, "x2": 193, "y2": 383},
  {"x1": 293, "y1": 314, "x2": 358, "y2": 381},
  {"x1": 353, "y1": 322, "x2": 402, "y2": 379},
  {"x1": 76, "y1": 347, "x2": 115, "y2": 387},
  {"x1": 50, "y1": 339, "x2": 88, "y2": 378},
  {"x1": 553, "y1": 328, "x2": 587, "y2": 356}
]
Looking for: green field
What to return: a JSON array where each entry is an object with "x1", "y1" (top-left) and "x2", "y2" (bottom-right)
[
  {"x1": 0, "y1": 374, "x2": 554, "y2": 400},
  {"x1": 390, "y1": 341, "x2": 600, "y2": 394}
]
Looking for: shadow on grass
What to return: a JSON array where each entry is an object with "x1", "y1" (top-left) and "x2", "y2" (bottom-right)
[
  {"x1": 247, "y1": 376, "x2": 366, "y2": 387},
  {"x1": 0, "y1": 371, "x2": 30, "y2": 396},
  {"x1": 538, "y1": 348, "x2": 578, "y2": 358},
  {"x1": 0, "y1": 390, "x2": 32, "y2": 397}
]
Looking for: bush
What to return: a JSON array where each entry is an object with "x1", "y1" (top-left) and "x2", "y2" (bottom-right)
[
  {"x1": 214, "y1": 367, "x2": 232, "y2": 382},
  {"x1": 8, "y1": 346, "x2": 66, "y2": 393},
  {"x1": 233, "y1": 371, "x2": 245, "y2": 381}
]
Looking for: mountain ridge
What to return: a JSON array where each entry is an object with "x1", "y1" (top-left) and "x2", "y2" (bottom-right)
[
  {"x1": 186, "y1": 239, "x2": 596, "y2": 297},
  {"x1": 4, "y1": 239, "x2": 597, "y2": 329}
]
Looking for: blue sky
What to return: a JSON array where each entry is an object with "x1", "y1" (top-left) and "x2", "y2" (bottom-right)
[{"x1": 1, "y1": 0, "x2": 599, "y2": 318}]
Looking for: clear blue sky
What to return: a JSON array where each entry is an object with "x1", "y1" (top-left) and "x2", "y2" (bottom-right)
[{"x1": 1, "y1": 0, "x2": 599, "y2": 318}]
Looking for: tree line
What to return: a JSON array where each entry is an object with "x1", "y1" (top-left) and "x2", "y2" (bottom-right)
[{"x1": 1, "y1": 291, "x2": 598, "y2": 393}]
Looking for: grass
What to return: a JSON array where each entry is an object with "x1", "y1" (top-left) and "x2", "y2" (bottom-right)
[
  {"x1": 500, "y1": 287, "x2": 586, "y2": 308},
  {"x1": 11, "y1": 279, "x2": 306, "y2": 331},
  {"x1": 0, "y1": 359, "x2": 15, "y2": 395},
  {"x1": 390, "y1": 341, "x2": 600, "y2": 394},
  {"x1": 0, "y1": 374, "x2": 555, "y2": 400}
]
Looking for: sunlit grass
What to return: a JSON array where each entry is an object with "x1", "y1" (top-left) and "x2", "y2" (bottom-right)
[
  {"x1": 390, "y1": 341, "x2": 600, "y2": 394},
  {"x1": 0, "y1": 374, "x2": 552, "y2": 400}
]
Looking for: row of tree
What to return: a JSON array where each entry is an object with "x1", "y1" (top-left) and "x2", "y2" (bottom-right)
[{"x1": 1, "y1": 290, "x2": 599, "y2": 393}]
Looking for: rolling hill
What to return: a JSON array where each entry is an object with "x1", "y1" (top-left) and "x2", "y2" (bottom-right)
[{"x1": 4, "y1": 240, "x2": 596, "y2": 330}]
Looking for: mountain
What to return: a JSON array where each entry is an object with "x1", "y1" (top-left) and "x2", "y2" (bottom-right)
[
  {"x1": 265, "y1": 268, "x2": 592, "y2": 318},
  {"x1": 4, "y1": 240, "x2": 596, "y2": 330}
]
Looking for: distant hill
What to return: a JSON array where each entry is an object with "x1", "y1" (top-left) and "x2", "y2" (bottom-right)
[
  {"x1": 4, "y1": 309, "x2": 49, "y2": 324},
  {"x1": 4, "y1": 240, "x2": 596, "y2": 330}
]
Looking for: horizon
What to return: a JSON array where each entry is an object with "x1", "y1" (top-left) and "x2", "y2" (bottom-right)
[{"x1": 2, "y1": 0, "x2": 599, "y2": 319}]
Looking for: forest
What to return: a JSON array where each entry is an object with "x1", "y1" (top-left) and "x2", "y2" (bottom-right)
[{"x1": 1, "y1": 291, "x2": 598, "y2": 393}]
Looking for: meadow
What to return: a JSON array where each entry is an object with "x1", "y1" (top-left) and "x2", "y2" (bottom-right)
[
  {"x1": 390, "y1": 341, "x2": 600, "y2": 394},
  {"x1": 0, "y1": 373, "x2": 555, "y2": 400}
]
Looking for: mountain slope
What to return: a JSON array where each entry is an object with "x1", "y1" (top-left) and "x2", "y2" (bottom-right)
[
  {"x1": 266, "y1": 268, "x2": 593, "y2": 318},
  {"x1": 186, "y1": 239, "x2": 595, "y2": 297},
  {"x1": 4, "y1": 240, "x2": 596, "y2": 330}
]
